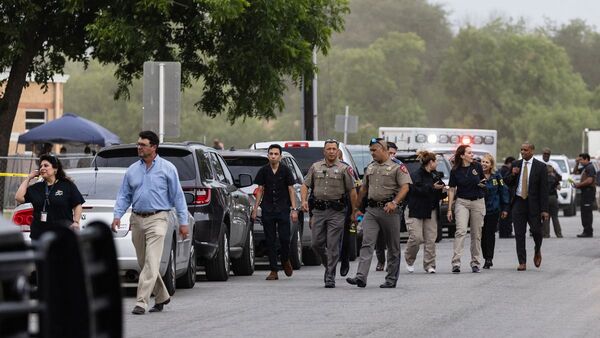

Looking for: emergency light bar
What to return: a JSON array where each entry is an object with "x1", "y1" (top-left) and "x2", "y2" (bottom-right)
[{"x1": 414, "y1": 134, "x2": 494, "y2": 145}]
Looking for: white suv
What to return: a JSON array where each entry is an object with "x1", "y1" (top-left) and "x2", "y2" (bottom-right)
[{"x1": 534, "y1": 154, "x2": 577, "y2": 216}]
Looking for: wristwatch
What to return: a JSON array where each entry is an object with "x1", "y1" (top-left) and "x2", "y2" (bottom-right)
[{"x1": 290, "y1": 207, "x2": 299, "y2": 211}]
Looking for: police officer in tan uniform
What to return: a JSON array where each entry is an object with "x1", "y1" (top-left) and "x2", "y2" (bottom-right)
[
  {"x1": 301, "y1": 139, "x2": 358, "y2": 288},
  {"x1": 347, "y1": 138, "x2": 411, "y2": 288}
]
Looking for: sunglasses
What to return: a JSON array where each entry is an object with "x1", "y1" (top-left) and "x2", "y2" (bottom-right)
[
  {"x1": 324, "y1": 138, "x2": 339, "y2": 146},
  {"x1": 369, "y1": 138, "x2": 384, "y2": 146}
]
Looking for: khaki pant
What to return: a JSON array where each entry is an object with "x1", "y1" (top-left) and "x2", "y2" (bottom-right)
[
  {"x1": 404, "y1": 208, "x2": 437, "y2": 271},
  {"x1": 311, "y1": 208, "x2": 346, "y2": 283},
  {"x1": 355, "y1": 207, "x2": 401, "y2": 285},
  {"x1": 131, "y1": 212, "x2": 170, "y2": 310},
  {"x1": 452, "y1": 198, "x2": 485, "y2": 268}
]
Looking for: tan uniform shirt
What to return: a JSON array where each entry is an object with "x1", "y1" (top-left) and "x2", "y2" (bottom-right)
[
  {"x1": 363, "y1": 159, "x2": 412, "y2": 201},
  {"x1": 305, "y1": 159, "x2": 355, "y2": 201}
]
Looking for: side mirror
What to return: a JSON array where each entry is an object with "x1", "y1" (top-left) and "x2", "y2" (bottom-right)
[
  {"x1": 184, "y1": 192, "x2": 195, "y2": 204},
  {"x1": 237, "y1": 174, "x2": 253, "y2": 188}
]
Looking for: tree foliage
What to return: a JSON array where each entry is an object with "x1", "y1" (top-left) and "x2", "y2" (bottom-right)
[
  {"x1": 0, "y1": 0, "x2": 349, "y2": 156},
  {"x1": 440, "y1": 20, "x2": 592, "y2": 156}
]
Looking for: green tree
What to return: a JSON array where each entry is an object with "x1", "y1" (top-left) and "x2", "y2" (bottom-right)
[
  {"x1": 318, "y1": 32, "x2": 427, "y2": 142},
  {"x1": 440, "y1": 20, "x2": 590, "y2": 157},
  {"x1": 0, "y1": 0, "x2": 349, "y2": 157},
  {"x1": 548, "y1": 19, "x2": 600, "y2": 90}
]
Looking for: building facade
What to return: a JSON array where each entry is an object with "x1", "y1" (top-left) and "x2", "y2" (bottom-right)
[{"x1": 1, "y1": 73, "x2": 69, "y2": 155}]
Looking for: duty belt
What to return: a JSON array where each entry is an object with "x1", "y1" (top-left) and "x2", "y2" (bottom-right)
[
  {"x1": 367, "y1": 198, "x2": 393, "y2": 208},
  {"x1": 314, "y1": 199, "x2": 345, "y2": 211}
]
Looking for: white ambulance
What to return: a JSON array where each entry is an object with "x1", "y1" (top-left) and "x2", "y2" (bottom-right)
[{"x1": 379, "y1": 127, "x2": 498, "y2": 159}]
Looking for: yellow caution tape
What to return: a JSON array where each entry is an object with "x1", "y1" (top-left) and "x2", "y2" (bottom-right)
[{"x1": 0, "y1": 173, "x2": 28, "y2": 177}]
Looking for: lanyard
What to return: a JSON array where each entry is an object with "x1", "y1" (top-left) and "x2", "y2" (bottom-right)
[{"x1": 43, "y1": 180, "x2": 58, "y2": 212}]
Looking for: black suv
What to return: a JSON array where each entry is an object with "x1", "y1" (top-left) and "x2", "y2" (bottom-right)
[
  {"x1": 219, "y1": 150, "x2": 320, "y2": 267},
  {"x1": 93, "y1": 142, "x2": 254, "y2": 281},
  {"x1": 394, "y1": 151, "x2": 454, "y2": 241}
]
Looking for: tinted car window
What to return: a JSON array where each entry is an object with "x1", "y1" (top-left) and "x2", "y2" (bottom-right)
[
  {"x1": 209, "y1": 153, "x2": 227, "y2": 183},
  {"x1": 223, "y1": 156, "x2": 268, "y2": 181},
  {"x1": 282, "y1": 147, "x2": 324, "y2": 176},
  {"x1": 94, "y1": 147, "x2": 197, "y2": 181},
  {"x1": 196, "y1": 150, "x2": 214, "y2": 180},
  {"x1": 217, "y1": 155, "x2": 234, "y2": 185},
  {"x1": 71, "y1": 172, "x2": 124, "y2": 200}
]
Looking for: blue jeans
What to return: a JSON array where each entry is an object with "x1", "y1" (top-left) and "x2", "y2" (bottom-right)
[{"x1": 261, "y1": 210, "x2": 291, "y2": 271}]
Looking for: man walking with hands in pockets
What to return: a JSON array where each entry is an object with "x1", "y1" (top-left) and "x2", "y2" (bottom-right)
[{"x1": 112, "y1": 131, "x2": 189, "y2": 315}]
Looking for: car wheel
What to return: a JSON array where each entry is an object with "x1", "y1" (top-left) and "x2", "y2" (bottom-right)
[
  {"x1": 232, "y1": 228, "x2": 255, "y2": 276},
  {"x1": 301, "y1": 246, "x2": 321, "y2": 266},
  {"x1": 563, "y1": 202, "x2": 577, "y2": 217},
  {"x1": 162, "y1": 241, "x2": 176, "y2": 296},
  {"x1": 176, "y1": 245, "x2": 196, "y2": 289},
  {"x1": 436, "y1": 222, "x2": 443, "y2": 243},
  {"x1": 205, "y1": 229, "x2": 230, "y2": 281},
  {"x1": 347, "y1": 231, "x2": 357, "y2": 261},
  {"x1": 290, "y1": 227, "x2": 302, "y2": 270},
  {"x1": 448, "y1": 224, "x2": 457, "y2": 238}
]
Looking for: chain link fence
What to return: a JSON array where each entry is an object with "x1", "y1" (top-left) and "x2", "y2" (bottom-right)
[{"x1": 0, "y1": 155, "x2": 94, "y2": 215}]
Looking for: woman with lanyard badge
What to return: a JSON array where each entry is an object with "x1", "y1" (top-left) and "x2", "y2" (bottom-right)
[
  {"x1": 15, "y1": 154, "x2": 85, "y2": 240},
  {"x1": 447, "y1": 145, "x2": 486, "y2": 273}
]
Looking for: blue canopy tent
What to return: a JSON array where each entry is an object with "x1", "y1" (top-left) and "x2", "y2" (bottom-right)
[{"x1": 17, "y1": 113, "x2": 120, "y2": 147}]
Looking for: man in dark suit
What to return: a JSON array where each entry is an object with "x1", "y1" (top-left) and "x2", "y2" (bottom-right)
[{"x1": 504, "y1": 143, "x2": 549, "y2": 271}]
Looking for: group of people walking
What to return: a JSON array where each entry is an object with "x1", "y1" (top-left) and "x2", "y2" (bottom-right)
[
  {"x1": 255, "y1": 138, "x2": 597, "y2": 289},
  {"x1": 16, "y1": 132, "x2": 598, "y2": 316}
]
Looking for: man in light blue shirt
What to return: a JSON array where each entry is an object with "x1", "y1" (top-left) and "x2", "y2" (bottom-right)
[{"x1": 112, "y1": 130, "x2": 188, "y2": 315}]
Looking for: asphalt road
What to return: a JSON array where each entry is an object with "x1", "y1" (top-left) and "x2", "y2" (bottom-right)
[{"x1": 123, "y1": 213, "x2": 600, "y2": 338}]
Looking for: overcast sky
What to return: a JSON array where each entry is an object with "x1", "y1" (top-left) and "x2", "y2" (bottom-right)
[{"x1": 433, "y1": 0, "x2": 600, "y2": 29}]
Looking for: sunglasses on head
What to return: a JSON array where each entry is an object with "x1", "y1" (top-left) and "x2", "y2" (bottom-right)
[
  {"x1": 369, "y1": 138, "x2": 384, "y2": 146},
  {"x1": 324, "y1": 138, "x2": 339, "y2": 146}
]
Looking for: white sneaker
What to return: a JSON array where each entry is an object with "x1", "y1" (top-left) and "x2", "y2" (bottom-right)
[
  {"x1": 427, "y1": 267, "x2": 436, "y2": 274},
  {"x1": 406, "y1": 264, "x2": 415, "y2": 273}
]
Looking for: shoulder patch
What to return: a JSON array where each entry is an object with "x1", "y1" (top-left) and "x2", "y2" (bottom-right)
[
  {"x1": 399, "y1": 164, "x2": 408, "y2": 174},
  {"x1": 347, "y1": 166, "x2": 355, "y2": 177}
]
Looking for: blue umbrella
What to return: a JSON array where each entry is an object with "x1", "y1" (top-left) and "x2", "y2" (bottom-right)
[{"x1": 17, "y1": 113, "x2": 120, "y2": 147}]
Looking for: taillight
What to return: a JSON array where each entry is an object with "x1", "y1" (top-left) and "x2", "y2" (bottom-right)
[
  {"x1": 253, "y1": 187, "x2": 261, "y2": 198},
  {"x1": 284, "y1": 142, "x2": 309, "y2": 148},
  {"x1": 12, "y1": 208, "x2": 33, "y2": 232},
  {"x1": 194, "y1": 188, "x2": 211, "y2": 205},
  {"x1": 183, "y1": 187, "x2": 212, "y2": 206}
]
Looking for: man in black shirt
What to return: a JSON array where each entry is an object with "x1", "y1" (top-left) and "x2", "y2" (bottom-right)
[
  {"x1": 573, "y1": 153, "x2": 597, "y2": 237},
  {"x1": 252, "y1": 144, "x2": 299, "y2": 280}
]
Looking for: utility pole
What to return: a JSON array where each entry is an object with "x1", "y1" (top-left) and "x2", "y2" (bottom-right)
[{"x1": 302, "y1": 48, "x2": 318, "y2": 141}]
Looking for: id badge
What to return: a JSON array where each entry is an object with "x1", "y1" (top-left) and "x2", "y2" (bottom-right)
[{"x1": 41, "y1": 212, "x2": 47, "y2": 222}]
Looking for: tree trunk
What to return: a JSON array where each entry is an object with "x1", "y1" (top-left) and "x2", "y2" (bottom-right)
[{"x1": 0, "y1": 39, "x2": 39, "y2": 213}]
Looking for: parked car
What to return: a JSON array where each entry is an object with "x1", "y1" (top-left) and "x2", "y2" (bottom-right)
[
  {"x1": 395, "y1": 151, "x2": 453, "y2": 241},
  {"x1": 533, "y1": 154, "x2": 577, "y2": 216},
  {"x1": 346, "y1": 144, "x2": 371, "y2": 179},
  {"x1": 11, "y1": 168, "x2": 196, "y2": 293},
  {"x1": 250, "y1": 140, "x2": 361, "y2": 261},
  {"x1": 92, "y1": 142, "x2": 254, "y2": 281},
  {"x1": 219, "y1": 149, "x2": 310, "y2": 266}
]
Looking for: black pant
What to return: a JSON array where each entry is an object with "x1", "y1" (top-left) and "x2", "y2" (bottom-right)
[
  {"x1": 482, "y1": 211, "x2": 500, "y2": 260},
  {"x1": 375, "y1": 232, "x2": 386, "y2": 264},
  {"x1": 262, "y1": 210, "x2": 291, "y2": 271},
  {"x1": 581, "y1": 188, "x2": 595, "y2": 235},
  {"x1": 512, "y1": 197, "x2": 543, "y2": 264},
  {"x1": 498, "y1": 210, "x2": 513, "y2": 237}
]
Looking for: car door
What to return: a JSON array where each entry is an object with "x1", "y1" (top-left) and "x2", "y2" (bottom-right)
[{"x1": 218, "y1": 154, "x2": 250, "y2": 247}]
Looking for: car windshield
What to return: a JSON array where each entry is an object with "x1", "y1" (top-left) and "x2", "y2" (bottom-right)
[
  {"x1": 280, "y1": 147, "x2": 324, "y2": 175},
  {"x1": 347, "y1": 148, "x2": 372, "y2": 176},
  {"x1": 94, "y1": 147, "x2": 197, "y2": 181},
  {"x1": 553, "y1": 159, "x2": 568, "y2": 174},
  {"x1": 223, "y1": 156, "x2": 268, "y2": 181},
  {"x1": 70, "y1": 172, "x2": 124, "y2": 200}
]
